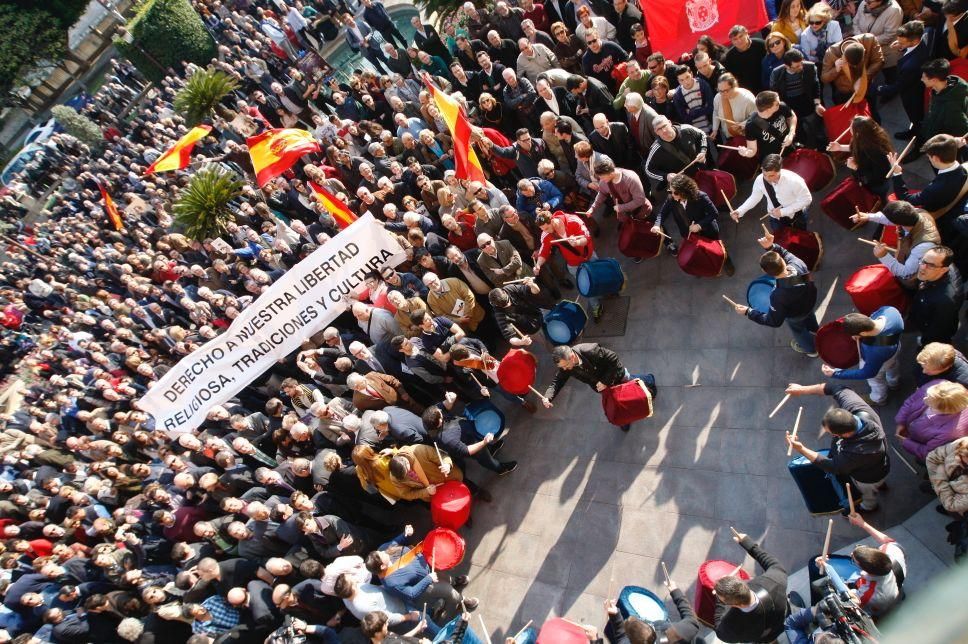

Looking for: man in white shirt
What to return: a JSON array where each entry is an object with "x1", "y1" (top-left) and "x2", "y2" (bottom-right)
[
  {"x1": 729, "y1": 154, "x2": 812, "y2": 230},
  {"x1": 333, "y1": 573, "x2": 421, "y2": 627}
]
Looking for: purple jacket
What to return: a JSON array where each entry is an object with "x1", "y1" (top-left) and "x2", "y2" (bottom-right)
[{"x1": 896, "y1": 379, "x2": 968, "y2": 460}]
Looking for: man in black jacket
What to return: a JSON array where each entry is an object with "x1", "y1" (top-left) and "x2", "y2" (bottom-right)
[
  {"x1": 908, "y1": 245, "x2": 964, "y2": 347},
  {"x1": 713, "y1": 531, "x2": 788, "y2": 643},
  {"x1": 543, "y1": 343, "x2": 655, "y2": 431},
  {"x1": 604, "y1": 573, "x2": 702, "y2": 643},
  {"x1": 731, "y1": 228, "x2": 819, "y2": 356},
  {"x1": 785, "y1": 382, "x2": 890, "y2": 511}
]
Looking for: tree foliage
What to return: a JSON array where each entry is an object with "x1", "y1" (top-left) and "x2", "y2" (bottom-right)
[
  {"x1": 173, "y1": 67, "x2": 239, "y2": 127},
  {"x1": 173, "y1": 167, "x2": 244, "y2": 241},
  {"x1": 50, "y1": 105, "x2": 103, "y2": 147},
  {"x1": 115, "y1": 0, "x2": 216, "y2": 83},
  {"x1": 0, "y1": 1, "x2": 87, "y2": 106}
]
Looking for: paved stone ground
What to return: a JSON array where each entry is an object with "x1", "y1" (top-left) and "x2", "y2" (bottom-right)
[{"x1": 446, "y1": 98, "x2": 959, "y2": 641}]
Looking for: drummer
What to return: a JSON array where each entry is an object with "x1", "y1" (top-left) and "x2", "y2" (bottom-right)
[
  {"x1": 487, "y1": 277, "x2": 557, "y2": 345},
  {"x1": 653, "y1": 174, "x2": 736, "y2": 275},
  {"x1": 736, "y1": 91, "x2": 797, "y2": 161},
  {"x1": 533, "y1": 209, "x2": 603, "y2": 321},
  {"x1": 603, "y1": 578, "x2": 702, "y2": 643},
  {"x1": 783, "y1": 382, "x2": 890, "y2": 511},
  {"x1": 729, "y1": 154, "x2": 813, "y2": 230},
  {"x1": 820, "y1": 309, "x2": 903, "y2": 406},
  {"x1": 542, "y1": 343, "x2": 656, "y2": 432},
  {"x1": 448, "y1": 343, "x2": 538, "y2": 413},
  {"x1": 730, "y1": 228, "x2": 818, "y2": 356},
  {"x1": 644, "y1": 116, "x2": 709, "y2": 191}
]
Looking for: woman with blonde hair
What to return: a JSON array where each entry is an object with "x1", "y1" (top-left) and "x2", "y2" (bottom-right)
[
  {"x1": 896, "y1": 380, "x2": 968, "y2": 460},
  {"x1": 927, "y1": 437, "x2": 968, "y2": 516},
  {"x1": 799, "y1": 3, "x2": 843, "y2": 64},
  {"x1": 762, "y1": 32, "x2": 793, "y2": 88},
  {"x1": 351, "y1": 444, "x2": 402, "y2": 501}
]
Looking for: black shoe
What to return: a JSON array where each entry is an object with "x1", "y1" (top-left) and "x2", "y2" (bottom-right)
[
  {"x1": 462, "y1": 597, "x2": 480, "y2": 611},
  {"x1": 633, "y1": 257, "x2": 644, "y2": 264},
  {"x1": 488, "y1": 438, "x2": 505, "y2": 456},
  {"x1": 723, "y1": 259, "x2": 735, "y2": 277},
  {"x1": 452, "y1": 575, "x2": 469, "y2": 590},
  {"x1": 894, "y1": 129, "x2": 916, "y2": 141},
  {"x1": 788, "y1": 591, "x2": 806, "y2": 609},
  {"x1": 620, "y1": 423, "x2": 631, "y2": 432},
  {"x1": 592, "y1": 305, "x2": 604, "y2": 322},
  {"x1": 666, "y1": 242, "x2": 678, "y2": 256},
  {"x1": 562, "y1": 278, "x2": 575, "y2": 289},
  {"x1": 498, "y1": 461, "x2": 518, "y2": 476},
  {"x1": 937, "y1": 504, "x2": 951, "y2": 516}
]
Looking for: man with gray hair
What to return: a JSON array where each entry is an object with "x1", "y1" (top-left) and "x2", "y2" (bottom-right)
[
  {"x1": 370, "y1": 406, "x2": 429, "y2": 444},
  {"x1": 516, "y1": 37, "x2": 559, "y2": 83},
  {"x1": 623, "y1": 91, "x2": 660, "y2": 154}
]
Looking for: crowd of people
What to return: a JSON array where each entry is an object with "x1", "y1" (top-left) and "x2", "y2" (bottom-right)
[{"x1": 0, "y1": 0, "x2": 967, "y2": 641}]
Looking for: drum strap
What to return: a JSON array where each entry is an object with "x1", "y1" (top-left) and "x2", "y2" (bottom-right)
[
  {"x1": 763, "y1": 179, "x2": 782, "y2": 210},
  {"x1": 776, "y1": 273, "x2": 811, "y2": 287},
  {"x1": 861, "y1": 333, "x2": 901, "y2": 346},
  {"x1": 926, "y1": 165, "x2": 968, "y2": 220}
]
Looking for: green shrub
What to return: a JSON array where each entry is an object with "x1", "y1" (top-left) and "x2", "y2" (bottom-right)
[
  {"x1": 115, "y1": 0, "x2": 216, "y2": 83},
  {"x1": 173, "y1": 166, "x2": 244, "y2": 240},
  {"x1": 173, "y1": 66, "x2": 239, "y2": 127},
  {"x1": 50, "y1": 104, "x2": 103, "y2": 147}
]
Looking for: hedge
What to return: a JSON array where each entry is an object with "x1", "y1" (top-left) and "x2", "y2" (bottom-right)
[{"x1": 115, "y1": 0, "x2": 216, "y2": 83}]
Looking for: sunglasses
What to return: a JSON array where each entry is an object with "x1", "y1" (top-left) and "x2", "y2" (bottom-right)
[
  {"x1": 769, "y1": 40, "x2": 783, "y2": 47},
  {"x1": 809, "y1": 20, "x2": 824, "y2": 25},
  {"x1": 586, "y1": 38, "x2": 599, "y2": 44},
  {"x1": 478, "y1": 240, "x2": 493, "y2": 249}
]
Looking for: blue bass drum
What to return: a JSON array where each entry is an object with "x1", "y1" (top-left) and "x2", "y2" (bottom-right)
[
  {"x1": 464, "y1": 400, "x2": 507, "y2": 440},
  {"x1": 576, "y1": 258, "x2": 625, "y2": 297},
  {"x1": 543, "y1": 301, "x2": 587, "y2": 345},
  {"x1": 433, "y1": 616, "x2": 485, "y2": 644},
  {"x1": 618, "y1": 585, "x2": 669, "y2": 623},
  {"x1": 746, "y1": 275, "x2": 776, "y2": 313},
  {"x1": 788, "y1": 449, "x2": 848, "y2": 515}
]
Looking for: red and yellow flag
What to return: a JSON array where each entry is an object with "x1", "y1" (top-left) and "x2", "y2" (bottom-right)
[
  {"x1": 145, "y1": 125, "x2": 212, "y2": 175},
  {"x1": 422, "y1": 75, "x2": 486, "y2": 184},
  {"x1": 98, "y1": 183, "x2": 123, "y2": 231},
  {"x1": 246, "y1": 128, "x2": 320, "y2": 186},
  {"x1": 309, "y1": 181, "x2": 358, "y2": 230}
]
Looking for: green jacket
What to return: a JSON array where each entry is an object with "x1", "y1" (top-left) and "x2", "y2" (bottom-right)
[{"x1": 922, "y1": 76, "x2": 968, "y2": 141}]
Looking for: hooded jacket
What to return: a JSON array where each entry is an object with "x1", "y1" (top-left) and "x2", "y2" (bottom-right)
[{"x1": 921, "y1": 76, "x2": 968, "y2": 141}]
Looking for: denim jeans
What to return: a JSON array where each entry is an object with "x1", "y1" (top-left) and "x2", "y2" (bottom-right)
[
  {"x1": 568, "y1": 251, "x2": 601, "y2": 311},
  {"x1": 788, "y1": 312, "x2": 819, "y2": 353}
]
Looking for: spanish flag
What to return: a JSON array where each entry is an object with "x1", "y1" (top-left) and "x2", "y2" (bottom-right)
[
  {"x1": 309, "y1": 181, "x2": 357, "y2": 230},
  {"x1": 98, "y1": 183, "x2": 123, "y2": 231},
  {"x1": 145, "y1": 125, "x2": 212, "y2": 175},
  {"x1": 422, "y1": 74, "x2": 486, "y2": 184},
  {"x1": 246, "y1": 128, "x2": 320, "y2": 186}
]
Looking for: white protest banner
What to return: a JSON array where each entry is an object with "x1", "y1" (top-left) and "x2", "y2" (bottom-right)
[{"x1": 138, "y1": 214, "x2": 404, "y2": 434}]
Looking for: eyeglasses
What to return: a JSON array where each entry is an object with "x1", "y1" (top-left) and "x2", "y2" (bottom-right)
[
  {"x1": 920, "y1": 259, "x2": 945, "y2": 268},
  {"x1": 475, "y1": 188, "x2": 487, "y2": 195},
  {"x1": 586, "y1": 38, "x2": 599, "y2": 44},
  {"x1": 478, "y1": 240, "x2": 494, "y2": 249}
]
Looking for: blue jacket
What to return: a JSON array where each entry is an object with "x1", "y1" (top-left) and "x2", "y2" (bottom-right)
[
  {"x1": 671, "y1": 77, "x2": 714, "y2": 128},
  {"x1": 515, "y1": 178, "x2": 563, "y2": 217},
  {"x1": 378, "y1": 534, "x2": 433, "y2": 606},
  {"x1": 747, "y1": 244, "x2": 817, "y2": 327},
  {"x1": 833, "y1": 306, "x2": 903, "y2": 380}
]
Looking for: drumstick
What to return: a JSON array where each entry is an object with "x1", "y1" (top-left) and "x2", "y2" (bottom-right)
[
  {"x1": 433, "y1": 441, "x2": 445, "y2": 470},
  {"x1": 721, "y1": 294, "x2": 741, "y2": 308},
  {"x1": 680, "y1": 153, "x2": 702, "y2": 174},
  {"x1": 550, "y1": 237, "x2": 577, "y2": 244},
  {"x1": 857, "y1": 238, "x2": 898, "y2": 253},
  {"x1": 661, "y1": 561, "x2": 671, "y2": 585},
  {"x1": 478, "y1": 615, "x2": 493, "y2": 644},
  {"x1": 846, "y1": 482, "x2": 855, "y2": 515},
  {"x1": 421, "y1": 602, "x2": 427, "y2": 624},
  {"x1": 768, "y1": 393, "x2": 791, "y2": 418},
  {"x1": 512, "y1": 620, "x2": 534, "y2": 641},
  {"x1": 891, "y1": 445, "x2": 919, "y2": 474},
  {"x1": 720, "y1": 117, "x2": 742, "y2": 125},
  {"x1": 821, "y1": 517, "x2": 834, "y2": 561},
  {"x1": 502, "y1": 277, "x2": 532, "y2": 285},
  {"x1": 469, "y1": 372, "x2": 486, "y2": 389},
  {"x1": 509, "y1": 323, "x2": 528, "y2": 339},
  {"x1": 717, "y1": 144, "x2": 744, "y2": 151},
  {"x1": 885, "y1": 136, "x2": 917, "y2": 178},
  {"x1": 833, "y1": 124, "x2": 852, "y2": 144},
  {"x1": 720, "y1": 189, "x2": 735, "y2": 213},
  {"x1": 528, "y1": 385, "x2": 546, "y2": 399},
  {"x1": 729, "y1": 526, "x2": 742, "y2": 539},
  {"x1": 728, "y1": 563, "x2": 745, "y2": 578},
  {"x1": 786, "y1": 405, "x2": 803, "y2": 456},
  {"x1": 652, "y1": 227, "x2": 672, "y2": 239},
  {"x1": 761, "y1": 223, "x2": 772, "y2": 237},
  {"x1": 431, "y1": 544, "x2": 437, "y2": 574}
]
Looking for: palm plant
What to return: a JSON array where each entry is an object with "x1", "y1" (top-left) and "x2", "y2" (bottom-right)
[
  {"x1": 173, "y1": 66, "x2": 239, "y2": 127},
  {"x1": 173, "y1": 166, "x2": 244, "y2": 240}
]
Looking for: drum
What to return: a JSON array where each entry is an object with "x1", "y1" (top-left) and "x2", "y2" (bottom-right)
[
  {"x1": 816, "y1": 317, "x2": 860, "y2": 369},
  {"x1": 746, "y1": 275, "x2": 776, "y2": 313},
  {"x1": 717, "y1": 136, "x2": 759, "y2": 182},
  {"x1": 543, "y1": 301, "x2": 587, "y2": 345},
  {"x1": 773, "y1": 227, "x2": 824, "y2": 272},
  {"x1": 433, "y1": 616, "x2": 486, "y2": 644},
  {"x1": 783, "y1": 149, "x2": 836, "y2": 192},
  {"x1": 952, "y1": 58, "x2": 968, "y2": 82},
  {"x1": 430, "y1": 481, "x2": 472, "y2": 530},
  {"x1": 618, "y1": 585, "x2": 669, "y2": 623},
  {"x1": 576, "y1": 258, "x2": 625, "y2": 297},
  {"x1": 618, "y1": 218, "x2": 663, "y2": 260},
  {"x1": 845, "y1": 264, "x2": 911, "y2": 315},
  {"x1": 678, "y1": 235, "x2": 727, "y2": 277},
  {"x1": 788, "y1": 449, "x2": 848, "y2": 515},
  {"x1": 513, "y1": 626, "x2": 538, "y2": 644},
  {"x1": 695, "y1": 169, "x2": 737, "y2": 209},
  {"x1": 808, "y1": 554, "x2": 863, "y2": 605},
  {"x1": 821, "y1": 177, "x2": 881, "y2": 231},
  {"x1": 423, "y1": 528, "x2": 466, "y2": 571},
  {"x1": 464, "y1": 400, "x2": 506, "y2": 439},
  {"x1": 879, "y1": 224, "x2": 900, "y2": 248},
  {"x1": 822, "y1": 100, "x2": 871, "y2": 146},
  {"x1": 694, "y1": 560, "x2": 752, "y2": 626},
  {"x1": 536, "y1": 618, "x2": 588, "y2": 644},
  {"x1": 496, "y1": 348, "x2": 537, "y2": 395},
  {"x1": 602, "y1": 378, "x2": 654, "y2": 425}
]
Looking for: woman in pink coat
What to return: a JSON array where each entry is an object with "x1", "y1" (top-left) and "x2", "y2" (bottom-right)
[{"x1": 896, "y1": 380, "x2": 968, "y2": 461}]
